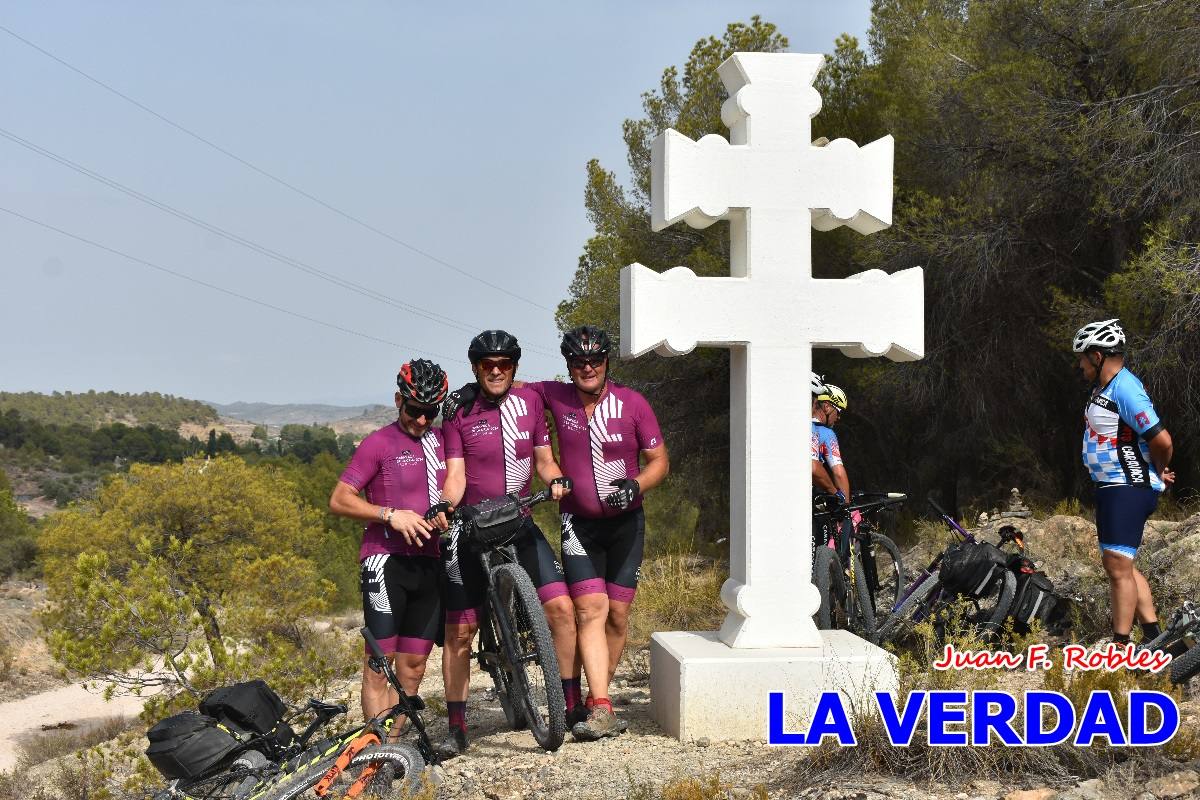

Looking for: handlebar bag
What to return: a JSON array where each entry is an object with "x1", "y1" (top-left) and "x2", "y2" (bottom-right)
[
  {"x1": 468, "y1": 493, "x2": 525, "y2": 548},
  {"x1": 146, "y1": 711, "x2": 240, "y2": 780},
  {"x1": 200, "y1": 680, "x2": 287, "y2": 735},
  {"x1": 939, "y1": 540, "x2": 1007, "y2": 599}
]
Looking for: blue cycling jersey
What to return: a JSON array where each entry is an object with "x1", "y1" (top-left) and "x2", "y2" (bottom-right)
[
  {"x1": 1082, "y1": 367, "x2": 1164, "y2": 491},
  {"x1": 811, "y1": 421, "x2": 843, "y2": 469}
]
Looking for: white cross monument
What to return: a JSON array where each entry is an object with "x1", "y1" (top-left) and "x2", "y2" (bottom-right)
[{"x1": 621, "y1": 52, "x2": 924, "y2": 741}]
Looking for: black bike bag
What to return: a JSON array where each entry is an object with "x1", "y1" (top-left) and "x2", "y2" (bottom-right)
[
  {"x1": 939, "y1": 540, "x2": 1007, "y2": 599},
  {"x1": 467, "y1": 493, "x2": 525, "y2": 548},
  {"x1": 145, "y1": 711, "x2": 240, "y2": 780},
  {"x1": 1010, "y1": 572, "x2": 1060, "y2": 632},
  {"x1": 199, "y1": 680, "x2": 287, "y2": 735}
]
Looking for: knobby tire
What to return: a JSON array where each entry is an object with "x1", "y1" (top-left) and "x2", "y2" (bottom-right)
[
  {"x1": 864, "y1": 534, "x2": 904, "y2": 619},
  {"x1": 1170, "y1": 641, "x2": 1200, "y2": 685},
  {"x1": 874, "y1": 574, "x2": 940, "y2": 645},
  {"x1": 490, "y1": 563, "x2": 566, "y2": 751},
  {"x1": 848, "y1": 547, "x2": 878, "y2": 640},
  {"x1": 813, "y1": 546, "x2": 850, "y2": 631}
]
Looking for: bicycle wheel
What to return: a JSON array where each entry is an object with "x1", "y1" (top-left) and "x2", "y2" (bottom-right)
[
  {"x1": 848, "y1": 548, "x2": 878, "y2": 640},
  {"x1": 490, "y1": 563, "x2": 566, "y2": 751},
  {"x1": 864, "y1": 534, "x2": 904, "y2": 619},
  {"x1": 972, "y1": 570, "x2": 1017, "y2": 637},
  {"x1": 478, "y1": 607, "x2": 525, "y2": 730},
  {"x1": 348, "y1": 743, "x2": 430, "y2": 796},
  {"x1": 813, "y1": 546, "x2": 850, "y2": 630},
  {"x1": 1170, "y1": 641, "x2": 1200, "y2": 685},
  {"x1": 874, "y1": 575, "x2": 941, "y2": 645}
]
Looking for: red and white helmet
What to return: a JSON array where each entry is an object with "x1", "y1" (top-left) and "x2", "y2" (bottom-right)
[{"x1": 1072, "y1": 319, "x2": 1125, "y2": 354}]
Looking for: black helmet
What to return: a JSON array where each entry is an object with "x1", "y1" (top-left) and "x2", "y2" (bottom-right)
[
  {"x1": 467, "y1": 330, "x2": 521, "y2": 365},
  {"x1": 397, "y1": 359, "x2": 449, "y2": 405},
  {"x1": 560, "y1": 325, "x2": 611, "y2": 360}
]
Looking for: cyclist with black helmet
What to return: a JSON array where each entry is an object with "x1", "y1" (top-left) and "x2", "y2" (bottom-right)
[
  {"x1": 328, "y1": 359, "x2": 451, "y2": 730},
  {"x1": 437, "y1": 329, "x2": 575, "y2": 758},
  {"x1": 1073, "y1": 318, "x2": 1175, "y2": 646}
]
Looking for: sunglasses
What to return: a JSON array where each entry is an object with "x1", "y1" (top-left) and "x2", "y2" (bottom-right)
[
  {"x1": 568, "y1": 355, "x2": 606, "y2": 371},
  {"x1": 479, "y1": 358, "x2": 514, "y2": 373},
  {"x1": 403, "y1": 401, "x2": 439, "y2": 420}
]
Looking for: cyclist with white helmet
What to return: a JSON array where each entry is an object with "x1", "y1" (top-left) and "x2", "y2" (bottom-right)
[
  {"x1": 810, "y1": 374, "x2": 838, "y2": 495},
  {"x1": 328, "y1": 359, "x2": 452, "y2": 731},
  {"x1": 1073, "y1": 318, "x2": 1175, "y2": 646}
]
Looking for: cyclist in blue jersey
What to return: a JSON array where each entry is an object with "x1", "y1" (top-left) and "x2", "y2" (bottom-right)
[
  {"x1": 1073, "y1": 318, "x2": 1175, "y2": 646},
  {"x1": 811, "y1": 373, "x2": 838, "y2": 495},
  {"x1": 812, "y1": 382, "x2": 850, "y2": 500}
]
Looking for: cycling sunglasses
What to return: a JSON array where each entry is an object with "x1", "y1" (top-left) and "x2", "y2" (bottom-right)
[
  {"x1": 479, "y1": 358, "x2": 514, "y2": 373},
  {"x1": 403, "y1": 401, "x2": 439, "y2": 420},
  {"x1": 568, "y1": 355, "x2": 606, "y2": 370}
]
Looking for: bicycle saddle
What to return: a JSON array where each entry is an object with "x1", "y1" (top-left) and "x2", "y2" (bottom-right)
[{"x1": 307, "y1": 699, "x2": 348, "y2": 717}]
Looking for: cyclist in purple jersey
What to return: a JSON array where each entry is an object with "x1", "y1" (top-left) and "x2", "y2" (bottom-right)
[
  {"x1": 522, "y1": 326, "x2": 669, "y2": 740},
  {"x1": 329, "y1": 359, "x2": 451, "y2": 732},
  {"x1": 1073, "y1": 319, "x2": 1175, "y2": 646},
  {"x1": 437, "y1": 330, "x2": 574, "y2": 758}
]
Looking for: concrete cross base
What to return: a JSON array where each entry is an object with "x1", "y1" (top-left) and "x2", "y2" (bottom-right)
[{"x1": 649, "y1": 630, "x2": 897, "y2": 741}]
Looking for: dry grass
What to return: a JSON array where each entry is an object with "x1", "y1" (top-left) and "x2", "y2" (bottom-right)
[
  {"x1": 626, "y1": 552, "x2": 725, "y2": 653},
  {"x1": 628, "y1": 769, "x2": 768, "y2": 800},
  {"x1": 15, "y1": 716, "x2": 137, "y2": 770}
]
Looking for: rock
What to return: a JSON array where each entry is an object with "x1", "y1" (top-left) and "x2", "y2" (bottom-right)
[
  {"x1": 695, "y1": 736, "x2": 711, "y2": 747},
  {"x1": 730, "y1": 790, "x2": 753, "y2": 799},
  {"x1": 1146, "y1": 770, "x2": 1200, "y2": 799},
  {"x1": 1052, "y1": 778, "x2": 1107, "y2": 800},
  {"x1": 1004, "y1": 791, "x2": 1055, "y2": 800}
]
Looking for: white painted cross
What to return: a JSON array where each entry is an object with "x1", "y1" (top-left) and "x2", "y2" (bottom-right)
[{"x1": 621, "y1": 52, "x2": 924, "y2": 649}]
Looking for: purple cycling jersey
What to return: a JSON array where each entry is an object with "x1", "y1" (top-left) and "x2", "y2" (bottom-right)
[
  {"x1": 529, "y1": 380, "x2": 663, "y2": 519},
  {"x1": 339, "y1": 422, "x2": 446, "y2": 560},
  {"x1": 443, "y1": 386, "x2": 551, "y2": 505}
]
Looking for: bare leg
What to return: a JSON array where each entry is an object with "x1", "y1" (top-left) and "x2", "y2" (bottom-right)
[
  {"x1": 574, "y1": 593, "x2": 610, "y2": 700},
  {"x1": 542, "y1": 595, "x2": 578, "y2": 680},
  {"x1": 605, "y1": 599, "x2": 632, "y2": 683},
  {"x1": 442, "y1": 622, "x2": 478, "y2": 703},
  {"x1": 362, "y1": 655, "x2": 399, "y2": 721},
  {"x1": 1102, "y1": 551, "x2": 1138, "y2": 635},
  {"x1": 1131, "y1": 566, "x2": 1158, "y2": 625}
]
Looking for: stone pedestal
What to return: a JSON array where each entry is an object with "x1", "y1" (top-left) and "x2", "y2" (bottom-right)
[{"x1": 649, "y1": 630, "x2": 896, "y2": 741}]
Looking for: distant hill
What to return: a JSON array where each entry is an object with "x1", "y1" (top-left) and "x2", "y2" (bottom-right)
[
  {"x1": 0, "y1": 391, "x2": 217, "y2": 429},
  {"x1": 208, "y1": 401, "x2": 390, "y2": 427}
]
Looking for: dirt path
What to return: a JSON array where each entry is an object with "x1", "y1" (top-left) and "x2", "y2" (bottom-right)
[{"x1": 0, "y1": 681, "x2": 146, "y2": 771}]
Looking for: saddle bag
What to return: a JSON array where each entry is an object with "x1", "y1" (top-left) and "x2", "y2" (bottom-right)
[
  {"x1": 466, "y1": 494, "x2": 525, "y2": 549},
  {"x1": 939, "y1": 540, "x2": 1007, "y2": 598},
  {"x1": 145, "y1": 711, "x2": 240, "y2": 780},
  {"x1": 199, "y1": 680, "x2": 287, "y2": 735}
]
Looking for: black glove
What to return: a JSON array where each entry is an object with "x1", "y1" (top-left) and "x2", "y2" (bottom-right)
[
  {"x1": 441, "y1": 382, "x2": 478, "y2": 422},
  {"x1": 605, "y1": 478, "x2": 640, "y2": 511},
  {"x1": 550, "y1": 476, "x2": 573, "y2": 491},
  {"x1": 423, "y1": 501, "x2": 451, "y2": 522}
]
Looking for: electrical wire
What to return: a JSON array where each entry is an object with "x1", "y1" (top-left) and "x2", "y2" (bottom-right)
[{"x1": 0, "y1": 22, "x2": 555, "y2": 313}]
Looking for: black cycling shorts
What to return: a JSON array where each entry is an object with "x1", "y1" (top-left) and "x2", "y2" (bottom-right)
[
  {"x1": 442, "y1": 516, "x2": 568, "y2": 625},
  {"x1": 359, "y1": 554, "x2": 441, "y2": 656},
  {"x1": 1095, "y1": 484, "x2": 1159, "y2": 559},
  {"x1": 560, "y1": 507, "x2": 644, "y2": 603}
]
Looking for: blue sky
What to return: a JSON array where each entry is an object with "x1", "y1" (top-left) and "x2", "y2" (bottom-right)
[{"x1": 1, "y1": 1, "x2": 870, "y2": 405}]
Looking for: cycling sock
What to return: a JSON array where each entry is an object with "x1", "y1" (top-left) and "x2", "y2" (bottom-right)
[
  {"x1": 562, "y1": 678, "x2": 582, "y2": 710},
  {"x1": 592, "y1": 697, "x2": 613, "y2": 713},
  {"x1": 447, "y1": 700, "x2": 467, "y2": 731},
  {"x1": 1112, "y1": 632, "x2": 1131, "y2": 644},
  {"x1": 1141, "y1": 620, "x2": 1161, "y2": 640}
]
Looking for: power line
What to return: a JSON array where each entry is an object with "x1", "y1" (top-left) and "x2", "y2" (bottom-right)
[
  {"x1": 0, "y1": 22, "x2": 555, "y2": 313},
  {"x1": 0, "y1": 126, "x2": 559, "y2": 357},
  {"x1": 0, "y1": 204, "x2": 460, "y2": 362}
]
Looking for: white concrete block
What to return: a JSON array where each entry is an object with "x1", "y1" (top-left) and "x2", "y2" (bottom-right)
[{"x1": 649, "y1": 630, "x2": 897, "y2": 742}]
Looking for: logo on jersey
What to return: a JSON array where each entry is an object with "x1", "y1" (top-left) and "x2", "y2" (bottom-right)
[
  {"x1": 469, "y1": 419, "x2": 500, "y2": 437},
  {"x1": 1135, "y1": 411, "x2": 1150, "y2": 429},
  {"x1": 562, "y1": 412, "x2": 586, "y2": 433},
  {"x1": 393, "y1": 449, "x2": 422, "y2": 467}
]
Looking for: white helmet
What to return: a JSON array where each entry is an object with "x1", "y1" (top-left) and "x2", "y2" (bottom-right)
[
  {"x1": 1072, "y1": 319, "x2": 1125, "y2": 354},
  {"x1": 811, "y1": 372, "x2": 827, "y2": 395}
]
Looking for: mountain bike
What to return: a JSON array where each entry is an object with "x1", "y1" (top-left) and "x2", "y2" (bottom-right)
[
  {"x1": 1141, "y1": 601, "x2": 1200, "y2": 685},
  {"x1": 448, "y1": 489, "x2": 566, "y2": 752},
  {"x1": 873, "y1": 497, "x2": 1018, "y2": 646},
  {"x1": 846, "y1": 492, "x2": 907, "y2": 619},
  {"x1": 811, "y1": 494, "x2": 877, "y2": 639},
  {"x1": 153, "y1": 628, "x2": 438, "y2": 800}
]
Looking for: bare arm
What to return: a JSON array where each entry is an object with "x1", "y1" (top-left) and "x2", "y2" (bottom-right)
[
  {"x1": 636, "y1": 445, "x2": 669, "y2": 493},
  {"x1": 533, "y1": 446, "x2": 570, "y2": 500},
  {"x1": 442, "y1": 458, "x2": 466, "y2": 507},
  {"x1": 812, "y1": 460, "x2": 838, "y2": 494},
  {"x1": 1148, "y1": 429, "x2": 1175, "y2": 485},
  {"x1": 328, "y1": 480, "x2": 432, "y2": 546},
  {"x1": 830, "y1": 464, "x2": 851, "y2": 498}
]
